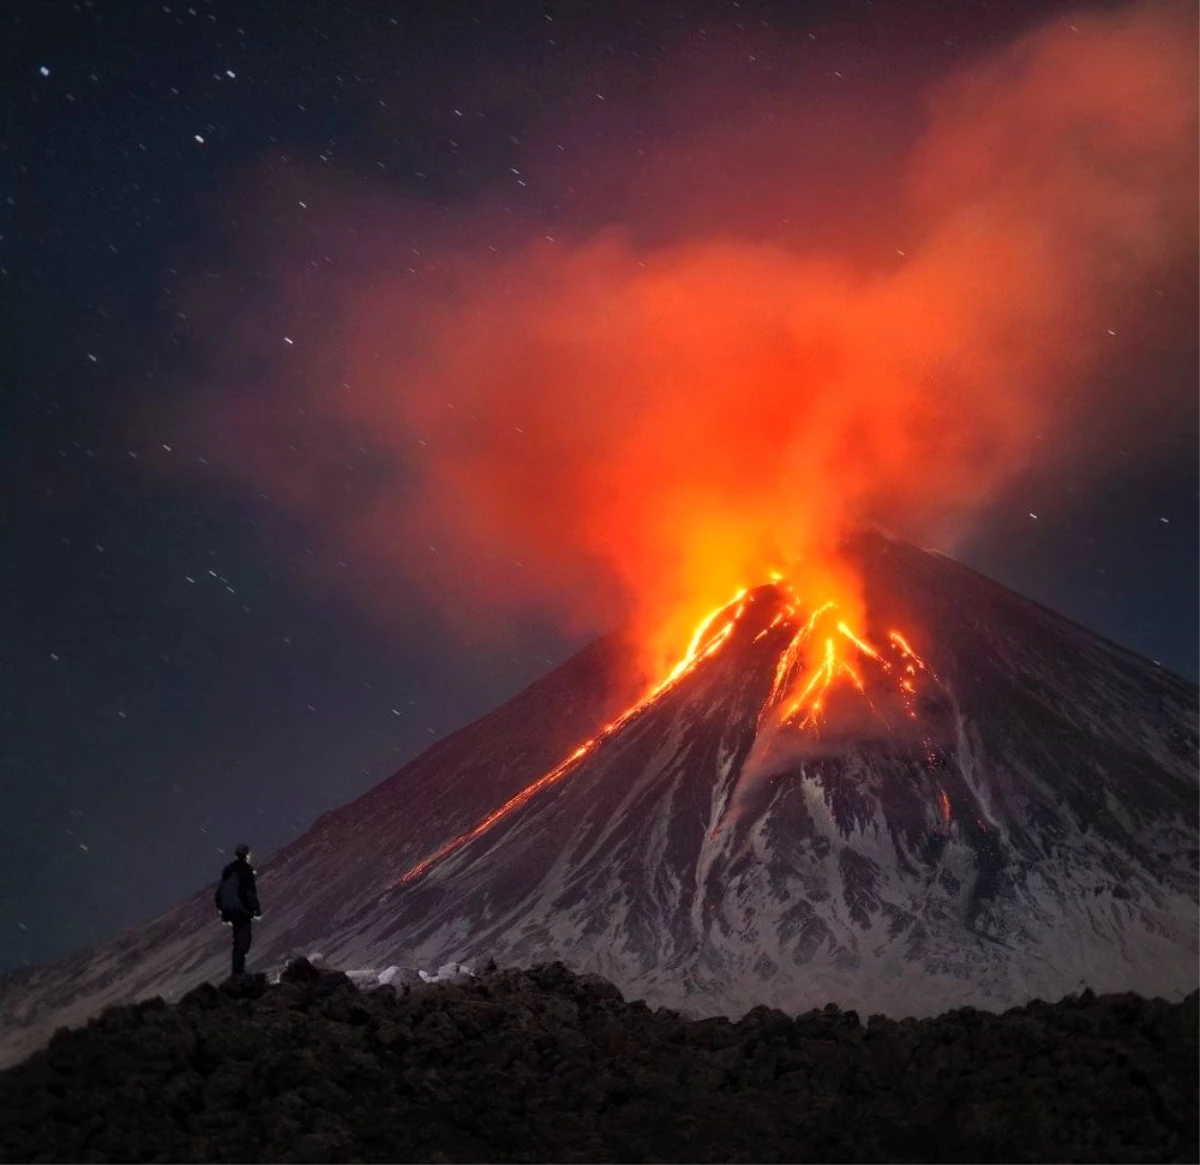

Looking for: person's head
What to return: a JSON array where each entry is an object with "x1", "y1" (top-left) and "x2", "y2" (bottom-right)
[{"x1": 235, "y1": 843, "x2": 251, "y2": 862}]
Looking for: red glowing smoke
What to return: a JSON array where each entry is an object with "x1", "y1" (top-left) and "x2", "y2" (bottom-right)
[{"x1": 168, "y1": 1, "x2": 1197, "y2": 682}]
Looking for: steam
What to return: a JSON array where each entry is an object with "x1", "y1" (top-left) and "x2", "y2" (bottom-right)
[{"x1": 170, "y1": 1, "x2": 1197, "y2": 683}]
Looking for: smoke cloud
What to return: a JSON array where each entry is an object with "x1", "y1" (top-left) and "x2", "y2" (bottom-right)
[{"x1": 171, "y1": 1, "x2": 1197, "y2": 683}]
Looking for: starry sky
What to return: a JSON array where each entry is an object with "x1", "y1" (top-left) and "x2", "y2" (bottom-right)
[{"x1": 2, "y1": 0, "x2": 1196, "y2": 974}]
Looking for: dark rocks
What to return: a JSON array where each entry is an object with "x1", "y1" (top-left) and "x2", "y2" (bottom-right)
[
  {"x1": 0, "y1": 961, "x2": 1195, "y2": 1164},
  {"x1": 276, "y1": 955, "x2": 324, "y2": 983},
  {"x1": 178, "y1": 981, "x2": 223, "y2": 1012},
  {"x1": 218, "y1": 972, "x2": 269, "y2": 1001}
]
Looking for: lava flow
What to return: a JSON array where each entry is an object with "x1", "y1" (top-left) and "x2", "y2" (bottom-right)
[
  {"x1": 765, "y1": 604, "x2": 932, "y2": 730},
  {"x1": 395, "y1": 581, "x2": 938, "y2": 886},
  {"x1": 394, "y1": 590, "x2": 750, "y2": 885}
]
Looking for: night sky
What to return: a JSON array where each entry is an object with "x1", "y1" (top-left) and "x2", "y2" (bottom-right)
[{"x1": 2, "y1": 0, "x2": 1195, "y2": 975}]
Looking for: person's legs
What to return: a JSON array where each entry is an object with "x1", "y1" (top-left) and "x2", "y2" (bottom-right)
[{"x1": 231, "y1": 919, "x2": 253, "y2": 975}]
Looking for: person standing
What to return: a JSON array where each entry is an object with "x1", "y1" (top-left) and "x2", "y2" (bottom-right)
[{"x1": 215, "y1": 843, "x2": 262, "y2": 976}]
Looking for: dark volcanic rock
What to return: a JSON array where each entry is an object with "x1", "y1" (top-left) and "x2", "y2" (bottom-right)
[{"x1": 0, "y1": 961, "x2": 1195, "y2": 1164}]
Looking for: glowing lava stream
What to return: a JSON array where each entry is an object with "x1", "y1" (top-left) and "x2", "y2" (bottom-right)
[
  {"x1": 394, "y1": 584, "x2": 940, "y2": 887},
  {"x1": 394, "y1": 591, "x2": 750, "y2": 885}
]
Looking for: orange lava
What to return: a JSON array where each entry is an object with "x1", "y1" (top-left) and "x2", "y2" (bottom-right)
[
  {"x1": 395, "y1": 591, "x2": 748, "y2": 885},
  {"x1": 766, "y1": 600, "x2": 934, "y2": 731},
  {"x1": 396, "y1": 582, "x2": 938, "y2": 886},
  {"x1": 781, "y1": 636, "x2": 866, "y2": 728}
]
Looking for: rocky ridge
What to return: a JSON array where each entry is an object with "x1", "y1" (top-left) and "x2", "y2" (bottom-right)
[{"x1": 0, "y1": 959, "x2": 1196, "y2": 1163}]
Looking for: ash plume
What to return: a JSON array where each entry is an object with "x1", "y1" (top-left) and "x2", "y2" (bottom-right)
[{"x1": 161, "y1": 0, "x2": 1197, "y2": 681}]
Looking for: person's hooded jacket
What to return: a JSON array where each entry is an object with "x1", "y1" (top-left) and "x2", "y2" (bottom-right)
[{"x1": 215, "y1": 858, "x2": 261, "y2": 923}]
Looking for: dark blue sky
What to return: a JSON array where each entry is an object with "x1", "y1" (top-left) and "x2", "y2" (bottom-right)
[{"x1": 1, "y1": 0, "x2": 1195, "y2": 973}]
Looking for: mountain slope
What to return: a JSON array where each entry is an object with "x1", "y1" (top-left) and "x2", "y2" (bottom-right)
[{"x1": 1, "y1": 534, "x2": 1196, "y2": 1068}]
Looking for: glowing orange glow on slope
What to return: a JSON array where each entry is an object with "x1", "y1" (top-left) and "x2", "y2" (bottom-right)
[
  {"x1": 766, "y1": 599, "x2": 931, "y2": 730},
  {"x1": 396, "y1": 591, "x2": 748, "y2": 885},
  {"x1": 657, "y1": 590, "x2": 747, "y2": 692},
  {"x1": 768, "y1": 601, "x2": 832, "y2": 709},
  {"x1": 396, "y1": 582, "x2": 941, "y2": 886},
  {"x1": 837, "y1": 621, "x2": 879, "y2": 660},
  {"x1": 886, "y1": 630, "x2": 932, "y2": 720},
  {"x1": 781, "y1": 636, "x2": 869, "y2": 728}
]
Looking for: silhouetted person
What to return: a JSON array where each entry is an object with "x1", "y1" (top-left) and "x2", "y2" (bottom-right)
[{"x1": 215, "y1": 843, "x2": 261, "y2": 976}]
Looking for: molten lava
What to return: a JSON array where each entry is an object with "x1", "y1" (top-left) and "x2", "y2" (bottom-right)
[
  {"x1": 395, "y1": 590, "x2": 749, "y2": 885},
  {"x1": 760, "y1": 597, "x2": 935, "y2": 733},
  {"x1": 395, "y1": 580, "x2": 942, "y2": 887}
]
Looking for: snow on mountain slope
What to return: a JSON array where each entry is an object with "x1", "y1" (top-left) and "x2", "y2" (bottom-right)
[{"x1": 1, "y1": 534, "x2": 1196, "y2": 1068}]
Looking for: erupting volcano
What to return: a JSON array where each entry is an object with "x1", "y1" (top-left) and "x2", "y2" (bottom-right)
[
  {"x1": 2, "y1": 534, "x2": 1195, "y2": 1069},
  {"x1": 396, "y1": 576, "x2": 943, "y2": 886}
]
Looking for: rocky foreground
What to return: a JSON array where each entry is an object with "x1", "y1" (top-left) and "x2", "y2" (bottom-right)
[{"x1": 0, "y1": 960, "x2": 1195, "y2": 1164}]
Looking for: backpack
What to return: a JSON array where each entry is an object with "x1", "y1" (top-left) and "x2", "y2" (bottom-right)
[{"x1": 217, "y1": 869, "x2": 244, "y2": 914}]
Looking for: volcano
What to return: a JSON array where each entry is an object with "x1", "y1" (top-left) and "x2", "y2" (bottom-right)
[{"x1": 1, "y1": 534, "x2": 1196, "y2": 1068}]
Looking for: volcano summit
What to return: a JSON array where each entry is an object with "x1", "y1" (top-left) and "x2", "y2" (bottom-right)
[{"x1": 1, "y1": 534, "x2": 1196, "y2": 1068}]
